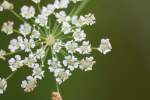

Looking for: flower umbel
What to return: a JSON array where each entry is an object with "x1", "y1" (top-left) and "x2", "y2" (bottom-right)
[{"x1": 0, "y1": 0, "x2": 112, "y2": 97}]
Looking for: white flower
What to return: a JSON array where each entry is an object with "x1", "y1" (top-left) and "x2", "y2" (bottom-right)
[
  {"x1": 48, "y1": 57, "x2": 62, "y2": 72},
  {"x1": 54, "y1": 0, "x2": 70, "y2": 9},
  {"x1": 98, "y1": 39, "x2": 112, "y2": 55},
  {"x1": 35, "y1": 14, "x2": 48, "y2": 26},
  {"x1": 72, "y1": 13, "x2": 95, "y2": 27},
  {"x1": 1, "y1": 21, "x2": 14, "y2": 35},
  {"x1": 8, "y1": 39, "x2": 20, "y2": 52},
  {"x1": 73, "y1": 28, "x2": 86, "y2": 42},
  {"x1": 1, "y1": 1, "x2": 14, "y2": 10},
  {"x1": 54, "y1": 68, "x2": 71, "y2": 84},
  {"x1": 32, "y1": 67, "x2": 44, "y2": 80},
  {"x1": 80, "y1": 13, "x2": 96, "y2": 26},
  {"x1": 8, "y1": 55, "x2": 24, "y2": 71},
  {"x1": 70, "y1": 0, "x2": 82, "y2": 3},
  {"x1": 76, "y1": 41, "x2": 92, "y2": 54},
  {"x1": 55, "y1": 11, "x2": 70, "y2": 23},
  {"x1": 35, "y1": 47, "x2": 45, "y2": 59},
  {"x1": 24, "y1": 53, "x2": 38, "y2": 68},
  {"x1": 21, "y1": 76, "x2": 37, "y2": 92},
  {"x1": 19, "y1": 23, "x2": 32, "y2": 36},
  {"x1": 41, "y1": 4, "x2": 55, "y2": 16},
  {"x1": 63, "y1": 55, "x2": 79, "y2": 71},
  {"x1": 32, "y1": 0, "x2": 41, "y2": 4},
  {"x1": 30, "y1": 29, "x2": 40, "y2": 39},
  {"x1": 61, "y1": 22, "x2": 72, "y2": 34},
  {"x1": 20, "y1": 6, "x2": 35, "y2": 19},
  {"x1": 79, "y1": 57, "x2": 96, "y2": 71},
  {"x1": 0, "y1": 5, "x2": 4, "y2": 12},
  {"x1": 0, "y1": 78, "x2": 7, "y2": 94},
  {"x1": 52, "y1": 40, "x2": 63, "y2": 54},
  {"x1": 65, "y1": 40, "x2": 78, "y2": 53},
  {"x1": 0, "y1": 50, "x2": 6, "y2": 60},
  {"x1": 23, "y1": 38, "x2": 36, "y2": 52}
]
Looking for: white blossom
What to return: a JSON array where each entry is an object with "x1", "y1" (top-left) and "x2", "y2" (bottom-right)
[
  {"x1": 80, "y1": 13, "x2": 96, "y2": 26},
  {"x1": 21, "y1": 76, "x2": 37, "y2": 92},
  {"x1": 32, "y1": 0, "x2": 41, "y2": 4},
  {"x1": 79, "y1": 57, "x2": 96, "y2": 71},
  {"x1": 70, "y1": 0, "x2": 82, "y2": 3},
  {"x1": 73, "y1": 28, "x2": 86, "y2": 42},
  {"x1": 54, "y1": 0, "x2": 70, "y2": 9},
  {"x1": 1, "y1": 1, "x2": 14, "y2": 10},
  {"x1": 41, "y1": 4, "x2": 55, "y2": 16},
  {"x1": 76, "y1": 41, "x2": 92, "y2": 54},
  {"x1": 61, "y1": 22, "x2": 72, "y2": 34},
  {"x1": 98, "y1": 39, "x2": 112, "y2": 55},
  {"x1": 1, "y1": 21, "x2": 14, "y2": 35},
  {"x1": 32, "y1": 67, "x2": 44, "y2": 80},
  {"x1": 30, "y1": 29, "x2": 40, "y2": 39},
  {"x1": 35, "y1": 14, "x2": 48, "y2": 26},
  {"x1": 8, "y1": 55, "x2": 24, "y2": 71},
  {"x1": 55, "y1": 11, "x2": 70, "y2": 23},
  {"x1": 0, "y1": 0, "x2": 111, "y2": 94},
  {"x1": 35, "y1": 47, "x2": 45, "y2": 59},
  {"x1": 24, "y1": 53, "x2": 38, "y2": 68},
  {"x1": 20, "y1": 6, "x2": 35, "y2": 19},
  {"x1": 0, "y1": 78, "x2": 7, "y2": 94},
  {"x1": 54, "y1": 68, "x2": 71, "y2": 84},
  {"x1": 52, "y1": 40, "x2": 63, "y2": 54},
  {"x1": 19, "y1": 23, "x2": 32, "y2": 36},
  {"x1": 8, "y1": 39, "x2": 20, "y2": 52},
  {"x1": 65, "y1": 40, "x2": 78, "y2": 53},
  {"x1": 48, "y1": 57, "x2": 62, "y2": 72},
  {"x1": 0, "y1": 5, "x2": 3, "y2": 12},
  {"x1": 0, "y1": 50, "x2": 6, "y2": 60},
  {"x1": 63, "y1": 55, "x2": 79, "y2": 71}
]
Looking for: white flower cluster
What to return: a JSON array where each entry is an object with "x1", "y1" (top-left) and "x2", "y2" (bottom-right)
[
  {"x1": 0, "y1": 1, "x2": 14, "y2": 12},
  {"x1": 0, "y1": 0, "x2": 112, "y2": 94}
]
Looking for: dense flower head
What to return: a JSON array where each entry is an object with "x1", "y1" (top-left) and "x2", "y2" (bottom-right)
[
  {"x1": 0, "y1": 78, "x2": 7, "y2": 94},
  {"x1": 0, "y1": 0, "x2": 112, "y2": 94}
]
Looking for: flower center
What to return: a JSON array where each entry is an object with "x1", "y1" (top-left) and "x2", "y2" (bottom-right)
[{"x1": 45, "y1": 35, "x2": 56, "y2": 46}]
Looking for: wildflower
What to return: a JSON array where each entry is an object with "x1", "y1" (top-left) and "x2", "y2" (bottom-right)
[
  {"x1": 76, "y1": 41, "x2": 92, "y2": 54},
  {"x1": 21, "y1": 76, "x2": 37, "y2": 92},
  {"x1": 0, "y1": 78, "x2": 7, "y2": 94},
  {"x1": 0, "y1": 5, "x2": 3, "y2": 12},
  {"x1": 19, "y1": 23, "x2": 32, "y2": 36},
  {"x1": 8, "y1": 55, "x2": 24, "y2": 71},
  {"x1": 63, "y1": 55, "x2": 79, "y2": 71},
  {"x1": 54, "y1": 68, "x2": 71, "y2": 84},
  {"x1": 73, "y1": 28, "x2": 86, "y2": 42},
  {"x1": 32, "y1": 0, "x2": 41, "y2": 4},
  {"x1": 98, "y1": 39, "x2": 112, "y2": 55},
  {"x1": 0, "y1": 50, "x2": 6, "y2": 60},
  {"x1": 0, "y1": 0, "x2": 111, "y2": 95},
  {"x1": 35, "y1": 14, "x2": 48, "y2": 26},
  {"x1": 1, "y1": 1, "x2": 14, "y2": 10},
  {"x1": 65, "y1": 40, "x2": 78, "y2": 54},
  {"x1": 20, "y1": 6, "x2": 35, "y2": 19},
  {"x1": 79, "y1": 57, "x2": 96, "y2": 71},
  {"x1": 48, "y1": 57, "x2": 62, "y2": 72},
  {"x1": 32, "y1": 67, "x2": 44, "y2": 80},
  {"x1": 1, "y1": 21, "x2": 14, "y2": 35}
]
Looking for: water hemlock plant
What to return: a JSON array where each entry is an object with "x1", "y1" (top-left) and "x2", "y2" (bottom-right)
[{"x1": 0, "y1": 0, "x2": 112, "y2": 99}]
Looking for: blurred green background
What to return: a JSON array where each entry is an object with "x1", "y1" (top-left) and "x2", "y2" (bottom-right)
[{"x1": 0, "y1": 0, "x2": 150, "y2": 100}]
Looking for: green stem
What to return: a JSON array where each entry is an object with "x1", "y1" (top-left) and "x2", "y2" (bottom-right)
[
  {"x1": 74, "y1": 0, "x2": 90, "y2": 15},
  {"x1": 10, "y1": 10, "x2": 25, "y2": 22},
  {"x1": 6, "y1": 72, "x2": 15, "y2": 80}
]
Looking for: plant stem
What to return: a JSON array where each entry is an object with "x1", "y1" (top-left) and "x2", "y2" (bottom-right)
[
  {"x1": 6, "y1": 72, "x2": 15, "y2": 80},
  {"x1": 10, "y1": 10, "x2": 25, "y2": 22}
]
